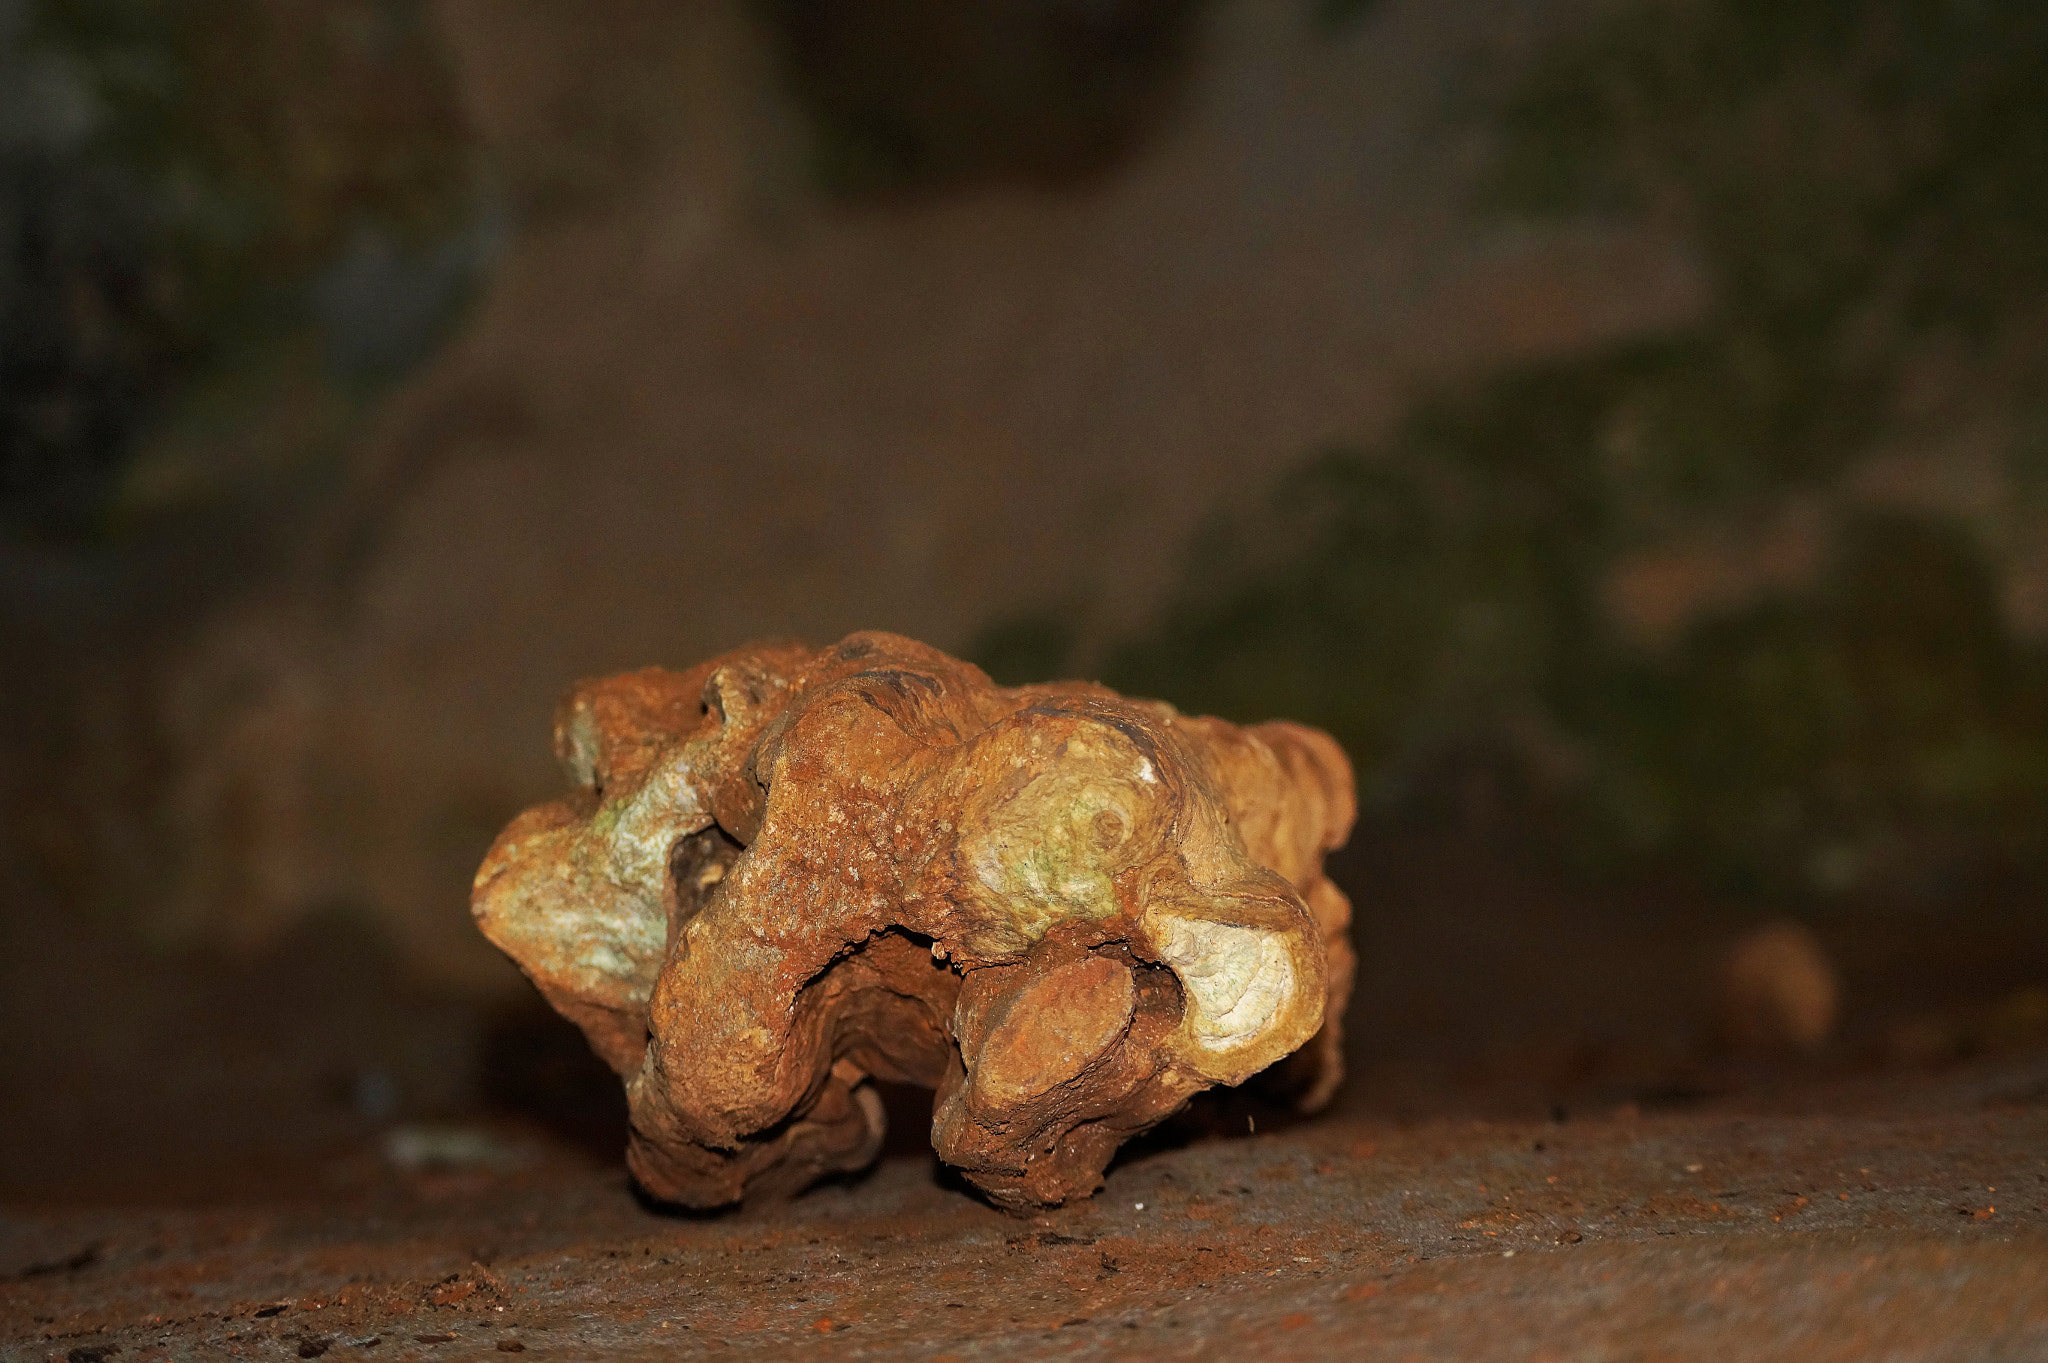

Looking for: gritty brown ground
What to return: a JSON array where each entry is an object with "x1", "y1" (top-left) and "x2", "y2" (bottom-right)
[
  {"x1": 6, "y1": 1049, "x2": 2046, "y2": 1363},
  {"x1": 7, "y1": 829, "x2": 2047, "y2": 1362}
]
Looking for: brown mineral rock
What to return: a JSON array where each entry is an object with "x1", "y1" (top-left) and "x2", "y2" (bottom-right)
[
  {"x1": 1719, "y1": 921, "x2": 1840, "y2": 1054},
  {"x1": 472, "y1": 632, "x2": 1355, "y2": 1211}
]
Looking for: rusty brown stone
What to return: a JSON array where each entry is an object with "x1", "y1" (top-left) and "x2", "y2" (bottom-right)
[
  {"x1": 1719, "y1": 921, "x2": 1840, "y2": 1055},
  {"x1": 471, "y1": 632, "x2": 1354, "y2": 1211}
]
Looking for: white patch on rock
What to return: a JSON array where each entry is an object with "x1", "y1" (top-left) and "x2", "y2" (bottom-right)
[
  {"x1": 578, "y1": 940, "x2": 647, "y2": 981},
  {"x1": 1153, "y1": 917, "x2": 1292, "y2": 1051}
]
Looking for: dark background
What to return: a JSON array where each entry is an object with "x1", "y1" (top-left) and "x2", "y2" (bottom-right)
[{"x1": 4, "y1": 0, "x2": 2047, "y2": 1203}]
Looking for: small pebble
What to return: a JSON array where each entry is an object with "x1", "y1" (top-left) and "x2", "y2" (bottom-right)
[{"x1": 1720, "y1": 922, "x2": 1839, "y2": 1052}]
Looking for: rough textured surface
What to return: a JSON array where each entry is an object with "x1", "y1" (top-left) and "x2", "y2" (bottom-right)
[
  {"x1": 470, "y1": 632, "x2": 1355, "y2": 1210},
  {"x1": 5, "y1": 1054, "x2": 2045, "y2": 1363},
  {"x1": 7, "y1": 820, "x2": 2047, "y2": 1361}
]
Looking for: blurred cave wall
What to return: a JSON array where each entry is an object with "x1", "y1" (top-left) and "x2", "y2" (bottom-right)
[
  {"x1": 4, "y1": 0, "x2": 1686, "y2": 988},
  {"x1": 6, "y1": 0, "x2": 2045, "y2": 994}
]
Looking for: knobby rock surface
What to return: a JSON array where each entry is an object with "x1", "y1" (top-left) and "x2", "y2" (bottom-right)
[{"x1": 472, "y1": 632, "x2": 1354, "y2": 1210}]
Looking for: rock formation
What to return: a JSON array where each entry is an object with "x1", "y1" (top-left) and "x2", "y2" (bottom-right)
[{"x1": 472, "y1": 632, "x2": 1353, "y2": 1209}]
